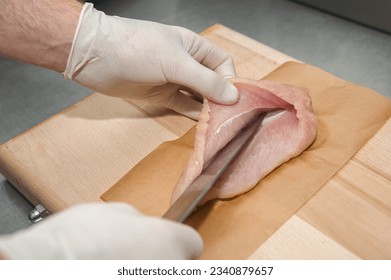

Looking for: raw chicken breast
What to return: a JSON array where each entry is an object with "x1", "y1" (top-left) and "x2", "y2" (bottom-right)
[{"x1": 171, "y1": 78, "x2": 317, "y2": 204}]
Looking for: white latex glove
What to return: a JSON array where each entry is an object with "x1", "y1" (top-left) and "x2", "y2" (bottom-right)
[
  {"x1": 0, "y1": 202, "x2": 202, "y2": 260},
  {"x1": 63, "y1": 3, "x2": 239, "y2": 120}
]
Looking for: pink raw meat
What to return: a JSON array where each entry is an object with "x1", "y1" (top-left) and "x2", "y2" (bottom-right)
[{"x1": 171, "y1": 78, "x2": 317, "y2": 204}]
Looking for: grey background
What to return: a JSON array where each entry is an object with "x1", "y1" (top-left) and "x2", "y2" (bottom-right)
[{"x1": 1, "y1": 0, "x2": 390, "y2": 234}]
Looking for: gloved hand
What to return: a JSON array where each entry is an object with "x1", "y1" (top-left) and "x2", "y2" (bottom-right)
[
  {"x1": 64, "y1": 3, "x2": 239, "y2": 120},
  {"x1": 0, "y1": 202, "x2": 202, "y2": 260}
]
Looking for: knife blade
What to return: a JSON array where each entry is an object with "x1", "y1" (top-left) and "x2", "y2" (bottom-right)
[{"x1": 163, "y1": 113, "x2": 265, "y2": 223}]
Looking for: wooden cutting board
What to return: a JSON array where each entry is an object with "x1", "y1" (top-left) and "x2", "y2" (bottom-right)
[{"x1": 0, "y1": 24, "x2": 390, "y2": 259}]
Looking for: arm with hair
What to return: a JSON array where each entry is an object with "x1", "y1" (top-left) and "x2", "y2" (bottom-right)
[
  {"x1": 0, "y1": 0, "x2": 238, "y2": 119},
  {"x1": 0, "y1": 0, "x2": 83, "y2": 72}
]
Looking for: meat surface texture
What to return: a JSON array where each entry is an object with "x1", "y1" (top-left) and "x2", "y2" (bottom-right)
[{"x1": 171, "y1": 78, "x2": 317, "y2": 204}]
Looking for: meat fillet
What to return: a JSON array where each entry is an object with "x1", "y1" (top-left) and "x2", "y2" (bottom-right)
[{"x1": 171, "y1": 78, "x2": 317, "y2": 204}]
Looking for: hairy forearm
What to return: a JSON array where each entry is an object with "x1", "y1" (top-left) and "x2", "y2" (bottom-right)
[{"x1": 0, "y1": 0, "x2": 83, "y2": 72}]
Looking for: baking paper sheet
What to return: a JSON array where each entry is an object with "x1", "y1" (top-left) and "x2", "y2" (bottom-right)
[{"x1": 101, "y1": 62, "x2": 391, "y2": 259}]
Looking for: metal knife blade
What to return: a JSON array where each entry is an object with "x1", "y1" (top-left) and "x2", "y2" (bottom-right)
[{"x1": 163, "y1": 113, "x2": 265, "y2": 223}]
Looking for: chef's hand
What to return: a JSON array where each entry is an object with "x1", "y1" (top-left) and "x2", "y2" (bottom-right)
[
  {"x1": 0, "y1": 202, "x2": 202, "y2": 260},
  {"x1": 64, "y1": 3, "x2": 239, "y2": 120}
]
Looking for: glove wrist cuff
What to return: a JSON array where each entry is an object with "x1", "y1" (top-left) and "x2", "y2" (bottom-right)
[{"x1": 63, "y1": 2, "x2": 100, "y2": 80}]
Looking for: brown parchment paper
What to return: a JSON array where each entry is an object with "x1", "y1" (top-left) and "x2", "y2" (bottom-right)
[{"x1": 101, "y1": 62, "x2": 391, "y2": 259}]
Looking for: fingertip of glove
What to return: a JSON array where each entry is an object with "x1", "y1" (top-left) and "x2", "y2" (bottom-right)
[
  {"x1": 181, "y1": 225, "x2": 203, "y2": 259},
  {"x1": 218, "y1": 81, "x2": 239, "y2": 105}
]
